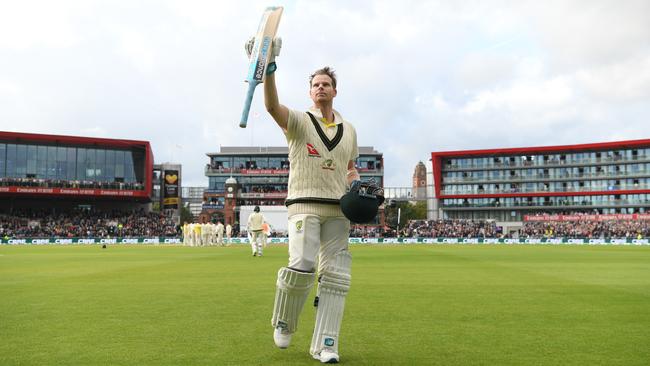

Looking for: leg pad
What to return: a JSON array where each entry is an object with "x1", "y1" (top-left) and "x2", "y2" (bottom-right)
[
  {"x1": 310, "y1": 251, "x2": 352, "y2": 356},
  {"x1": 271, "y1": 267, "x2": 316, "y2": 333}
]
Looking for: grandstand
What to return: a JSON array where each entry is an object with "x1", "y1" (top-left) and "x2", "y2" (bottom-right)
[
  {"x1": 1, "y1": 132, "x2": 649, "y2": 242},
  {"x1": 0, "y1": 131, "x2": 183, "y2": 242},
  {"x1": 201, "y1": 146, "x2": 384, "y2": 227},
  {"x1": 0, "y1": 131, "x2": 153, "y2": 209},
  {"x1": 430, "y1": 139, "x2": 650, "y2": 235}
]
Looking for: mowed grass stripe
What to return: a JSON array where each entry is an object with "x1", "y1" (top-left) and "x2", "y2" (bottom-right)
[{"x1": 1, "y1": 244, "x2": 649, "y2": 365}]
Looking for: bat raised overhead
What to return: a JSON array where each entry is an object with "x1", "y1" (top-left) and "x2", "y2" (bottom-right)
[{"x1": 239, "y1": 6, "x2": 284, "y2": 128}]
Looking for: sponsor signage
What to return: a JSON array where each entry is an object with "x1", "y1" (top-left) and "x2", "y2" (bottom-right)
[
  {"x1": 239, "y1": 192, "x2": 287, "y2": 199},
  {"x1": 163, "y1": 170, "x2": 180, "y2": 209},
  {"x1": 524, "y1": 214, "x2": 650, "y2": 221},
  {"x1": 1, "y1": 238, "x2": 183, "y2": 244},
  {"x1": 2, "y1": 237, "x2": 648, "y2": 245},
  {"x1": 347, "y1": 237, "x2": 650, "y2": 245},
  {"x1": 239, "y1": 169, "x2": 289, "y2": 175},
  {"x1": 202, "y1": 204, "x2": 225, "y2": 210},
  {"x1": 0, "y1": 186, "x2": 147, "y2": 197}
]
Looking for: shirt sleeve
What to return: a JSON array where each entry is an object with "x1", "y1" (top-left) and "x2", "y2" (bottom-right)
[
  {"x1": 286, "y1": 109, "x2": 305, "y2": 140},
  {"x1": 350, "y1": 124, "x2": 359, "y2": 161}
]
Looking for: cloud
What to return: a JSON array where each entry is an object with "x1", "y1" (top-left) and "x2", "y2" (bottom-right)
[
  {"x1": 575, "y1": 55, "x2": 650, "y2": 102},
  {"x1": 0, "y1": 0, "x2": 648, "y2": 188},
  {"x1": 520, "y1": 0, "x2": 650, "y2": 70}
]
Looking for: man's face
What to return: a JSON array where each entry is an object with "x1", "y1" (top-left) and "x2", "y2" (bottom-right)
[{"x1": 310, "y1": 74, "x2": 337, "y2": 103}]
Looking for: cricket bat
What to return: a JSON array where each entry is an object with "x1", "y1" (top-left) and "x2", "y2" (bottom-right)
[{"x1": 239, "y1": 6, "x2": 284, "y2": 128}]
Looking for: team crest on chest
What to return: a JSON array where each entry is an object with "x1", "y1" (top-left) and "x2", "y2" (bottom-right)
[
  {"x1": 295, "y1": 220, "x2": 303, "y2": 232},
  {"x1": 306, "y1": 143, "x2": 321, "y2": 158},
  {"x1": 321, "y1": 158, "x2": 336, "y2": 170}
]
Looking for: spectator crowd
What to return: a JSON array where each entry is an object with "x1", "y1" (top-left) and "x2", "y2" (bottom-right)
[
  {"x1": 0, "y1": 177, "x2": 144, "y2": 190},
  {"x1": 1, "y1": 209, "x2": 178, "y2": 238},
  {"x1": 520, "y1": 220, "x2": 650, "y2": 239},
  {"x1": 402, "y1": 220, "x2": 501, "y2": 238},
  {"x1": 2, "y1": 209, "x2": 648, "y2": 239}
]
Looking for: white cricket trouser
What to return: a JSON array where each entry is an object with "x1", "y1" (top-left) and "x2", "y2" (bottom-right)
[
  {"x1": 287, "y1": 214, "x2": 350, "y2": 272},
  {"x1": 250, "y1": 231, "x2": 264, "y2": 254}
]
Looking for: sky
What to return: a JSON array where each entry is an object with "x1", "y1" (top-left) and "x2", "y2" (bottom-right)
[{"x1": 1, "y1": 0, "x2": 649, "y2": 187}]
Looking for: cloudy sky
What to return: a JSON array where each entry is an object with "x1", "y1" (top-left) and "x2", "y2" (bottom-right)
[{"x1": 1, "y1": 0, "x2": 649, "y2": 187}]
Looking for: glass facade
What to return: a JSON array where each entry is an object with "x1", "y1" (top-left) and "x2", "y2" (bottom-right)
[
  {"x1": 436, "y1": 145, "x2": 650, "y2": 221},
  {"x1": 443, "y1": 194, "x2": 650, "y2": 209},
  {"x1": 0, "y1": 142, "x2": 144, "y2": 188},
  {"x1": 207, "y1": 153, "x2": 383, "y2": 194},
  {"x1": 210, "y1": 155, "x2": 290, "y2": 171},
  {"x1": 356, "y1": 156, "x2": 383, "y2": 171},
  {"x1": 204, "y1": 147, "x2": 384, "y2": 226},
  {"x1": 443, "y1": 148, "x2": 650, "y2": 169}
]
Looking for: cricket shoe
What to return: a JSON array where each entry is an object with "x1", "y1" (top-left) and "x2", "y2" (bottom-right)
[
  {"x1": 313, "y1": 349, "x2": 339, "y2": 364},
  {"x1": 273, "y1": 327, "x2": 292, "y2": 349}
]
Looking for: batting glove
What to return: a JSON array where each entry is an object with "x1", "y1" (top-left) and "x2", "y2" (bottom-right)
[
  {"x1": 270, "y1": 37, "x2": 282, "y2": 62},
  {"x1": 349, "y1": 180, "x2": 385, "y2": 206},
  {"x1": 244, "y1": 37, "x2": 255, "y2": 58},
  {"x1": 244, "y1": 37, "x2": 282, "y2": 60}
]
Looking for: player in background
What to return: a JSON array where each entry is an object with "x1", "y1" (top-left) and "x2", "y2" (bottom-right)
[
  {"x1": 201, "y1": 222, "x2": 211, "y2": 246},
  {"x1": 193, "y1": 223, "x2": 202, "y2": 246},
  {"x1": 225, "y1": 223, "x2": 232, "y2": 246},
  {"x1": 216, "y1": 221, "x2": 225, "y2": 246},
  {"x1": 182, "y1": 222, "x2": 190, "y2": 246},
  {"x1": 212, "y1": 223, "x2": 218, "y2": 245},
  {"x1": 247, "y1": 206, "x2": 266, "y2": 256},
  {"x1": 252, "y1": 35, "x2": 360, "y2": 363}
]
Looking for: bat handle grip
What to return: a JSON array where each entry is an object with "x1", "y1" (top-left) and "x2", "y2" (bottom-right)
[{"x1": 239, "y1": 82, "x2": 258, "y2": 128}]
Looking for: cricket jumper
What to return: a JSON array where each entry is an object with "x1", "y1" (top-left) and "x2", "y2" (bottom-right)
[
  {"x1": 248, "y1": 212, "x2": 265, "y2": 232},
  {"x1": 285, "y1": 107, "x2": 359, "y2": 218}
]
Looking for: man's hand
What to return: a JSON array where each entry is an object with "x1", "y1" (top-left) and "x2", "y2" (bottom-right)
[
  {"x1": 244, "y1": 37, "x2": 255, "y2": 58},
  {"x1": 349, "y1": 179, "x2": 385, "y2": 206},
  {"x1": 349, "y1": 180, "x2": 362, "y2": 192}
]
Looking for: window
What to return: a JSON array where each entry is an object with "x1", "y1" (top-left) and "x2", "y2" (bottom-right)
[{"x1": 0, "y1": 143, "x2": 5, "y2": 176}]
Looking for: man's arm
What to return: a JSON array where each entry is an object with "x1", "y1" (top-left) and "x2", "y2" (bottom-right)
[
  {"x1": 264, "y1": 72, "x2": 290, "y2": 132},
  {"x1": 347, "y1": 160, "x2": 360, "y2": 185}
]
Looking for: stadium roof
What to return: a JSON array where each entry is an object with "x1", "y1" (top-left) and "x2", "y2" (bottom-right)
[
  {"x1": 207, "y1": 146, "x2": 381, "y2": 156},
  {"x1": 0, "y1": 131, "x2": 151, "y2": 149},
  {"x1": 430, "y1": 138, "x2": 650, "y2": 158}
]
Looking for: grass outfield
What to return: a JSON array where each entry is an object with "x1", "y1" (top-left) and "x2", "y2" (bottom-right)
[{"x1": 1, "y1": 244, "x2": 649, "y2": 366}]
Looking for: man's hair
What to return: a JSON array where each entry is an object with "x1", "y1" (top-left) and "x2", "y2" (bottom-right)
[{"x1": 309, "y1": 66, "x2": 337, "y2": 89}]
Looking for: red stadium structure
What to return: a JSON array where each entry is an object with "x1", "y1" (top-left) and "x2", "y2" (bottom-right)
[
  {"x1": 430, "y1": 139, "x2": 650, "y2": 228},
  {"x1": 0, "y1": 131, "x2": 154, "y2": 211}
]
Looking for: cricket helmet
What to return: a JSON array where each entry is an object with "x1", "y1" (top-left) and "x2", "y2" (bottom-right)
[
  {"x1": 340, "y1": 181, "x2": 385, "y2": 223},
  {"x1": 254, "y1": 205, "x2": 260, "y2": 212}
]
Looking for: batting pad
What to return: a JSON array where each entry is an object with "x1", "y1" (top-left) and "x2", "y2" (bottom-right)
[
  {"x1": 310, "y1": 251, "x2": 352, "y2": 356},
  {"x1": 272, "y1": 267, "x2": 316, "y2": 333}
]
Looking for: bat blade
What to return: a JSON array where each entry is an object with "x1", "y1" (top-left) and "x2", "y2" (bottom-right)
[{"x1": 240, "y1": 6, "x2": 284, "y2": 128}]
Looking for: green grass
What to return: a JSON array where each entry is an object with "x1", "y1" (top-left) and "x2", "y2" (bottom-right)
[{"x1": 1, "y1": 244, "x2": 649, "y2": 365}]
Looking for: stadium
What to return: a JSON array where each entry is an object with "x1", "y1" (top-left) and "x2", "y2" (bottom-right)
[
  {"x1": 2, "y1": 130, "x2": 649, "y2": 365},
  {"x1": 2, "y1": 3, "x2": 649, "y2": 365}
]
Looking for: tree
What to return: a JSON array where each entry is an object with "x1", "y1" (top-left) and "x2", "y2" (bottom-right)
[
  {"x1": 180, "y1": 205, "x2": 193, "y2": 224},
  {"x1": 385, "y1": 200, "x2": 427, "y2": 231}
]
